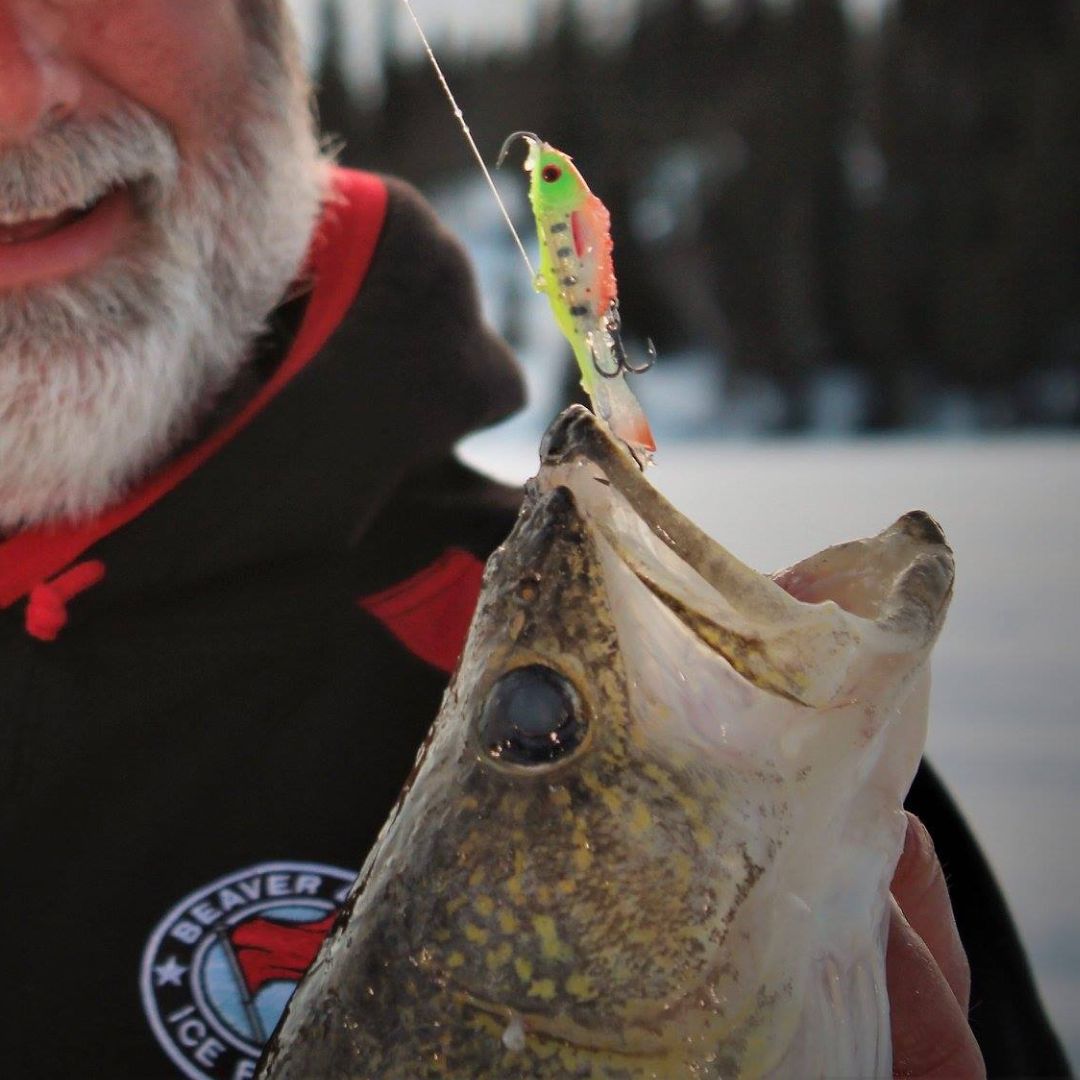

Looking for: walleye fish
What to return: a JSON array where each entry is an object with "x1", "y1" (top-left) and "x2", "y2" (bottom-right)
[{"x1": 259, "y1": 407, "x2": 954, "y2": 1079}]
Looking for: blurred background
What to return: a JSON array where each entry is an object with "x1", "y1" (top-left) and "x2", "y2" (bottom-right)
[{"x1": 288, "y1": 0, "x2": 1078, "y2": 1067}]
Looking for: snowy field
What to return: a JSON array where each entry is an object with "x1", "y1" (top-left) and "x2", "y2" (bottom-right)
[{"x1": 461, "y1": 425, "x2": 1080, "y2": 1070}]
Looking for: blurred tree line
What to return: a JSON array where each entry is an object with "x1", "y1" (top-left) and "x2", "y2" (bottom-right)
[{"x1": 316, "y1": 0, "x2": 1080, "y2": 431}]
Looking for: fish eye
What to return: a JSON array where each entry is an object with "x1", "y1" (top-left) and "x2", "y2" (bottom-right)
[
  {"x1": 542, "y1": 164, "x2": 563, "y2": 184},
  {"x1": 479, "y1": 665, "x2": 585, "y2": 767}
]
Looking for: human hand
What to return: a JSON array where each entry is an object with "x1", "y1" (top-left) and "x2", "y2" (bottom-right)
[{"x1": 888, "y1": 812, "x2": 986, "y2": 1079}]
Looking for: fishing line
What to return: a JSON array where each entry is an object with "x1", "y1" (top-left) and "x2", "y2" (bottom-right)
[{"x1": 397, "y1": 0, "x2": 538, "y2": 281}]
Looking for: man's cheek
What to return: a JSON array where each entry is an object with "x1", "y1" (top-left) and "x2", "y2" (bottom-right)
[{"x1": 81, "y1": 4, "x2": 252, "y2": 145}]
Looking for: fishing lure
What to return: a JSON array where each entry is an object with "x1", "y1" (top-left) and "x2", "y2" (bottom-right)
[
  {"x1": 394, "y1": 2, "x2": 656, "y2": 464},
  {"x1": 500, "y1": 132, "x2": 657, "y2": 465}
]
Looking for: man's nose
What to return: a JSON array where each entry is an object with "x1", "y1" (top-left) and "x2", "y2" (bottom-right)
[{"x1": 0, "y1": 3, "x2": 81, "y2": 143}]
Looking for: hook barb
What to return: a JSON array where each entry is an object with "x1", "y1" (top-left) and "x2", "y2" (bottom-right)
[{"x1": 622, "y1": 338, "x2": 657, "y2": 375}]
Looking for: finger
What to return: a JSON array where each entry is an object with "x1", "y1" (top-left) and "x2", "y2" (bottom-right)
[
  {"x1": 887, "y1": 898, "x2": 986, "y2": 1079},
  {"x1": 890, "y1": 811, "x2": 971, "y2": 1012}
]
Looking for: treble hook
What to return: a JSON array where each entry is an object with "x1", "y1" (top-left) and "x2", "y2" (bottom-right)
[
  {"x1": 594, "y1": 305, "x2": 657, "y2": 378},
  {"x1": 589, "y1": 331, "x2": 624, "y2": 379}
]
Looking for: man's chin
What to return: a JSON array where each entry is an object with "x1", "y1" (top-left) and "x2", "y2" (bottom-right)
[
  {"x1": 0, "y1": 204, "x2": 241, "y2": 531},
  {"x1": 0, "y1": 313, "x2": 216, "y2": 532}
]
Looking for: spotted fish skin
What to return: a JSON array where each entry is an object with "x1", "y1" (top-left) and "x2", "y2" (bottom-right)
[{"x1": 259, "y1": 408, "x2": 954, "y2": 1079}]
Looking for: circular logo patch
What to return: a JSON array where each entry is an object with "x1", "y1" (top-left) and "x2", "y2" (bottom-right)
[{"x1": 140, "y1": 862, "x2": 355, "y2": 1079}]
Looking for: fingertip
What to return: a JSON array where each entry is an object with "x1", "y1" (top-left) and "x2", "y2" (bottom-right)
[{"x1": 893, "y1": 812, "x2": 939, "y2": 900}]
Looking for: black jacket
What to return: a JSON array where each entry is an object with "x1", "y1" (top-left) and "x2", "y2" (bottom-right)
[
  {"x1": 0, "y1": 171, "x2": 525, "y2": 1079},
  {"x1": 0, "y1": 171, "x2": 1068, "y2": 1079}
]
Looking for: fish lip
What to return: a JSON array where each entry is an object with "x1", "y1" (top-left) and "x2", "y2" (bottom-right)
[
  {"x1": 539, "y1": 403, "x2": 607, "y2": 466},
  {"x1": 893, "y1": 508, "x2": 948, "y2": 547}
]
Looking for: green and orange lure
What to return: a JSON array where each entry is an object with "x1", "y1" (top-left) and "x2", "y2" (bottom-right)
[{"x1": 499, "y1": 133, "x2": 657, "y2": 465}]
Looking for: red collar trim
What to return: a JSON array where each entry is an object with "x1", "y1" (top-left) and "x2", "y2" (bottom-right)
[
  {"x1": 0, "y1": 169, "x2": 389, "y2": 609},
  {"x1": 358, "y1": 548, "x2": 486, "y2": 674}
]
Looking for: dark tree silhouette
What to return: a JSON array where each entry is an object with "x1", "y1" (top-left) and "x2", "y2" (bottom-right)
[{"x1": 310, "y1": 0, "x2": 1080, "y2": 430}]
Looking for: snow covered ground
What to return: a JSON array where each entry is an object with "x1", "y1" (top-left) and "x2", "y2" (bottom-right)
[{"x1": 461, "y1": 424, "x2": 1080, "y2": 1070}]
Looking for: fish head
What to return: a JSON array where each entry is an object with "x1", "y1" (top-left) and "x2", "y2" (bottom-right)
[
  {"x1": 499, "y1": 130, "x2": 590, "y2": 217},
  {"x1": 263, "y1": 406, "x2": 955, "y2": 1076}
]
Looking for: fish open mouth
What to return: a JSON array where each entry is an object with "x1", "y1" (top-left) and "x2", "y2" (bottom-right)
[{"x1": 537, "y1": 406, "x2": 954, "y2": 709}]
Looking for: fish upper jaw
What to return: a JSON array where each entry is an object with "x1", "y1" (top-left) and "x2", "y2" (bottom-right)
[{"x1": 538, "y1": 406, "x2": 954, "y2": 711}]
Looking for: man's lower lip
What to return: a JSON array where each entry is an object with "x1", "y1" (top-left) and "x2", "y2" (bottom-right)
[{"x1": 0, "y1": 187, "x2": 135, "y2": 290}]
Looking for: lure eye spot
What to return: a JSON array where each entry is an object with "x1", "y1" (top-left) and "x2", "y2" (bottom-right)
[
  {"x1": 479, "y1": 666, "x2": 585, "y2": 767},
  {"x1": 542, "y1": 164, "x2": 563, "y2": 184}
]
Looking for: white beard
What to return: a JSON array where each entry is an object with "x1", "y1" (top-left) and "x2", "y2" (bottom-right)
[{"x1": 0, "y1": 59, "x2": 328, "y2": 531}]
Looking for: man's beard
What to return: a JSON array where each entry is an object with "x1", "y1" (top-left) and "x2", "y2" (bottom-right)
[{"x1": 0, "y1": 57, "x2": 327, "y2": 531}]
